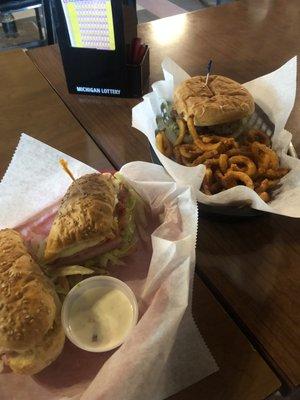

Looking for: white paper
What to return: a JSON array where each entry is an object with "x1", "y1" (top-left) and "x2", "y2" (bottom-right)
[
  {"x1": 0, "y1": 134, "x2": 95, "y2": 229},
  {"x1": 0, "y1": 134, "x2": 218, "y2": 400},
  {"x1": 132, "y1": 57, "x2": 300, "y2": 217}
]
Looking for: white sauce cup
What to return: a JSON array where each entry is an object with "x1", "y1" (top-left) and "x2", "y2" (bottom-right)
[{"x1": 61, "y1": 276, "x2": 139, "y2": 352}]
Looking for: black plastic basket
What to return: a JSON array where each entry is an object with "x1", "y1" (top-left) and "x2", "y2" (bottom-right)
[{"x1": 150, "y1": 104, "x2": 297, "y2": 219}]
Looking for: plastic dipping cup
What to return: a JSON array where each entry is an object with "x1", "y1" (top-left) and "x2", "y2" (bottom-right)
[{"x1": 61, "y1": 276, "x2": 138, "y2": 352}]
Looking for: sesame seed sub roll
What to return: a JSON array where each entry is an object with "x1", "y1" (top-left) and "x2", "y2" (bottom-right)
[
  {"x1": 0, "y1": 229, "x2": 64, "y2": 374},
  {"x1": 44, "y1": 173, "x2": 117, "y2": 264}
]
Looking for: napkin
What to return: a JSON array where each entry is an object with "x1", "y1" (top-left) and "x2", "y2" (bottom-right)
[
  {"x1": 132, "y1": 57, "x2": 300, "y2": 217},
  {"x1": 0, "y1": 134, "x2": 218, "y2": 400}
]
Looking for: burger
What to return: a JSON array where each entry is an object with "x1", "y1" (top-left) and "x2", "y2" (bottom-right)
[
  {"x1": 44, "y1": 172, "x2": 142, "y2": 268},
  {"x1": 0, "y1": 229, "x2": 65, "y2": 375},
  {"x1": 170, "y1": 74, "x2": 255, "y2": 138}
]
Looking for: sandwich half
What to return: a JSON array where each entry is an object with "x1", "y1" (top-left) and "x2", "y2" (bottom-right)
[
  {"x1": 44, "y1": 173, "x2": 140, "y2": 267},
  {"x1": 0, "y1": 229, "x2": 65, "y2": 374}
]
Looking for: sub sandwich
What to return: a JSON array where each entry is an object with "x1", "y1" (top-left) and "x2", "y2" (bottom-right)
[
  {"x1": 44, "y1": 172, "x2": 143, "y2": 267},
  {"x1": 0, "y1": 229, "x2": 64, "y2": 375}
]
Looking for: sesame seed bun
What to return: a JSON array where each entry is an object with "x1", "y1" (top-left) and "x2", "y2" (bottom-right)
[
  {"x1": 0, "y1": 229, "x2": 64, "y2": 374},
  {"x1": 173, "y1": 75, "x2": 255, "y2": 126}
]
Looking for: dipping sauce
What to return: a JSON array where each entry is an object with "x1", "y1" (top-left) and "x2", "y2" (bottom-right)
[{"x1": 68, "y1": 286, "x2": 134, "y2": 351}]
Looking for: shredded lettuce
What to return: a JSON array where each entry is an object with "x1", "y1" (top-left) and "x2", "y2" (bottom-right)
[
  {"x1": 54, "y1": 283, "x2": 70, "y2": 298},
  {"x1": 44, "y1": 264, "x2": 107, "y2": 299},
  {"x1": 114, "y1": 172, "x2": 148, "y2": 229},
  {"x1": 47, "y1": 265, "x2": 95, "y2": 278},
  {"x1": 85, "y1": 182, "x2": 140, "y2": 269},
  {"x1": 54, "y1": 276, "x2": 70, "y2": 295}
]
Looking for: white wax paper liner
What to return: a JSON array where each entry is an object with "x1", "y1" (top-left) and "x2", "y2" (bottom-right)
[
  {"x1": 132, "y1": 57, "x2": 300, "y2": 217},
  {"x1": 0, "y1": 135, "x2": 218, "y2": 400}
]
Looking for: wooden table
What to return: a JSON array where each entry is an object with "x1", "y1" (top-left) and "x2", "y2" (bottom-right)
[
  {"x1": 0, "y1": 49, "x2": 111, "y2": 178},
  {"x1": 28, "y1": 0, "x2": 300, "y2": 393},
  {"x1": 0, "y1": 49, "x2": 279, "y2": 399}
]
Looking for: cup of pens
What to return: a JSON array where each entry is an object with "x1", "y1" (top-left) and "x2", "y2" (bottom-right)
[{"x1": 126, "y1": 37, "x2": 150, "y2": 98}]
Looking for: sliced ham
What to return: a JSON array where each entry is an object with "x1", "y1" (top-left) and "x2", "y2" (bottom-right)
[{"x1": 52, "y1": 237, "x2": 122, "y2": 267}]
